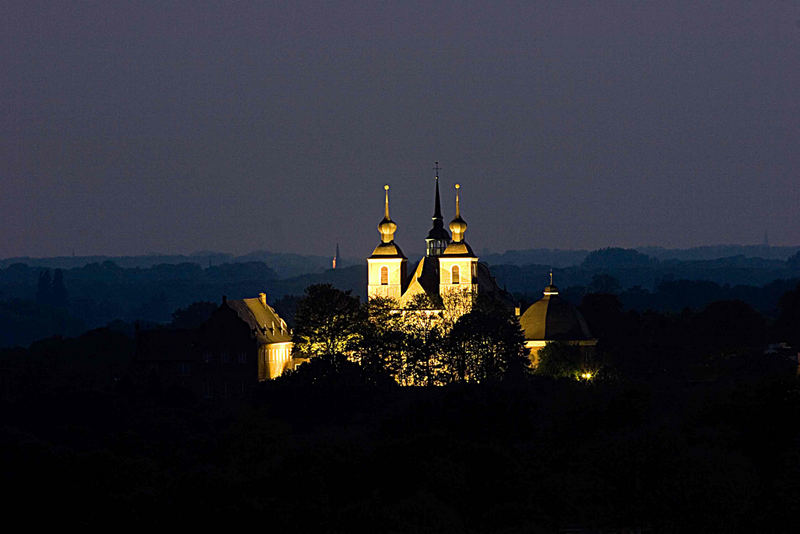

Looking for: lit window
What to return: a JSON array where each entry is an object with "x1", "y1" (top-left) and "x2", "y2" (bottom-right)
[
  {"x1": 380, "y1": 266, "x2": 389, "y2": 285},
  {"x1": 452, "y1": 265, "x2": 460, "y2": 284}
]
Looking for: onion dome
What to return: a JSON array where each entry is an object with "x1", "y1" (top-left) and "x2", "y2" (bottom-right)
[
  {"x1": 378, "y1": 185, "x2": 397, "y2": 243},
  {"x1": 371, "y1": 184, "x2": 405, "y2": 258},
  {"x1": 448, "y1": 184, "x2": 468, "y2": 242}
]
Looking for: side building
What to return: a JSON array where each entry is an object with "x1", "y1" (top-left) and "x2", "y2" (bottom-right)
[
  {"x1": 519, "y1": 276, "x2": 597, "y2": 366},
  {"x1": 135, "y1": 292, "x2": 298, "y2": 399}
]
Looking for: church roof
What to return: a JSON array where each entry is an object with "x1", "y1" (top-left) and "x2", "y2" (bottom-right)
[
  {"x1": 520, "y1": 286, "x2": 593, "y2": 342},
  {"x1": 426, "y1": 175, "x2": 450, "y2": 241},
  {"x1": 442, "y1": 241, "x2": 475, "y2": 257},
  {"x1": 400, "y1": 257, "x2": 440, "y2": 305},
  {"x1": 226, "y1": 297, "x2": 292, "y2": 345},
  {"x1": 370, "y1": 241, "x2": 406, "y2": 258}
]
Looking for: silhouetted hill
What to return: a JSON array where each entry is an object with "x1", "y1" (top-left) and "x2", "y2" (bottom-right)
[
  {"x1": 482, "y1": 245, "x2": 800, "y2": 267},
  {"x1": 482, "y1": 248, "x2": 590, "y2": 267},
  {"x1": 639, "y1": 244, "x2": 800, "y2": 262},
  {"x1": 0, "y1": 250, "x2": 360, "y2": 278}
]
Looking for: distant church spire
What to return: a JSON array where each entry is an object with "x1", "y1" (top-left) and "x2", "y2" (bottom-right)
[
  {"x1": 332, "y1": 242, "x2": 339, "y2": 269},
  {"x1": 426, "y1": 162, "x2": 450, "y2": 256}
]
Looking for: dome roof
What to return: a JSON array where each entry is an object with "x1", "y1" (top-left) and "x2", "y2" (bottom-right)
[
  {"x1": 442, "y1": 240, "x2": 475, "y2": 257},
  {"x1": 370, "y1": 241, "x2": 406, "y2": 258},
  {"x1": 520, "y1": 286, "x2": 593, "y2": 341}
]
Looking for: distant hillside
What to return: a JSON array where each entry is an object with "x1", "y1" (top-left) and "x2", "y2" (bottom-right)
[
  {"x1": 638, "y1": 245, "x2": 800, "y2": 262},
  {"x1": 482, "y1": 249, "x2": 590, "y2": 267},
  {"x1": 0, "y1": 250, "x2": 360, "y2": 278},
  {"x1": 482, "y1": 245, "x2": 800, "y2": 267}
]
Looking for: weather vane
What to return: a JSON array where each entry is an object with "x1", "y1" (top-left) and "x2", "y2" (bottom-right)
[{"x1": 433, "y1": 161, "x2": 441, "y2": 178}]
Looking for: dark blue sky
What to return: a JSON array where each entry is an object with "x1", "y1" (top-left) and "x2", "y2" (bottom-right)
[{"x1": 3, "y1": 1, "x2": 799, "y2": 259}]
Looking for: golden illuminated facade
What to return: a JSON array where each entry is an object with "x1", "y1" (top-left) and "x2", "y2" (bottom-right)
[
  {"x1": 366, "y1": 168, "x2": 597, "y2": 371},
  {"x1": 367, "y1": 185, "x2": 408, "y2": 300},
  {"x1": 519, "y1": 275, "x2": 598, "y2": 366},
  {"x1": 367, "y1": 171, "x2": 501, "y2": 319}
]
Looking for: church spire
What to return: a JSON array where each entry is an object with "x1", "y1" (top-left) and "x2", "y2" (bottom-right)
[
  {"x1": 433, "y1": 162, "x2": 443, "y2": 219},
  {"x1": 378, "y1": 184, "x2": 398, "y2": 244},
  {"x1": 426, "y1": 162, "x2": 450, "y2": 256},
  {"x1": 449, "y1": 184, "x2": 468, "y2": 243}
]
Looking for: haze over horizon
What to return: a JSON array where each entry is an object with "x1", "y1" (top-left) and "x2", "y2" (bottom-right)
[{"x1": 3, "y1": 2, "x2": 799, "y2": 259}]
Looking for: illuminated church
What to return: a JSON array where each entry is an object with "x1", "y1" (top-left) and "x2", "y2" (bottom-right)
[
  {"x1": 367, "y1": 172, "x2": 512, "y2": 310},
  {"x1": 366, "y1": 169, "x2": 596, "y2": 365}
]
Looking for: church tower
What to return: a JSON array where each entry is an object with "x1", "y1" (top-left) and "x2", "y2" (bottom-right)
[
  {"x1": 439, "y1": 184, "x2": 478, "y2": 297},
  {"x1": 425, "y1": 164, "x2": 450, "y2": 257},
  {"x1": 367, "y1": 185, "x2": 407, "y2": 300}
]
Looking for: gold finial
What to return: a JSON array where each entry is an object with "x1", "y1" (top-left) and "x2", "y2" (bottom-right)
[
  {"x1": 378, "y1": 184, "x2": 397, "y2": 243},
  {"x1": 549, "y1": 269, "x2": 553, "y2": 285},
  {"x1": 384, "y1": 185, "x2": 390, "y2": 219},
  {"x1": 454, "y1": 184, "x2": 461, "y2": 217}
]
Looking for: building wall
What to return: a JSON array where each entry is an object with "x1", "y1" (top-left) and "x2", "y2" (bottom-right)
[
  {"x1": 438, "y1": 257, "x2": 477, "y2": 296},
  {"x1": 367, "y1": 257, "x2": 407, "y2": 300}
]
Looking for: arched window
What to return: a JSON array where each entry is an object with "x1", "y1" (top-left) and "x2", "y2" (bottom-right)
[
  {"x1": 380, "y1": 266, "x2": 389, "y2": 285},
  {"x1": 452, "y1": 265, "x2": 460, "y2": 284}
]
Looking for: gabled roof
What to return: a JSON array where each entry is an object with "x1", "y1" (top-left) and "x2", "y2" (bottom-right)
[
  {"x1": 226, "y1": 298, "x2": 292, "y2": 345},
  {"x1": 400, "y1": 257, "x2": 440, "y2": 305}
]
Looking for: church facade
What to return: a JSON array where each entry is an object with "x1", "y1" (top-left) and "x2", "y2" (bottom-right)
[
  {"x1": 367, "y1": 173, "x2": 511, "y2": 313},
  {"x1": 366, "y1": 170, "x2": 596, "y2": 365}
]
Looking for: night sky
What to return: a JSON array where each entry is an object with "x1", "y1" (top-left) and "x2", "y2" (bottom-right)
[{"x1": 3, "y1": 1, "x2": 799, "y2": 259}]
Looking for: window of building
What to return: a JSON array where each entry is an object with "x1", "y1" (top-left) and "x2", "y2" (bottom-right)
[
  {"x1": 221, "y1": 352, "x2": 230, "y2": 364},
  {"x1": 238, "y1": 352, "x2": 247, "y2": 364},
  {"x1": 203, "y1": 352, "x2": 212, "y2": 364},
  {"x1": 452, "y1": 265, "x2": 460, "y2": 284},
  {"x1": 380, "y1": 266, "x2": 389, "y2": 285},
  {"x1": 179, "y1": 363, "x2": 191, "y2": 376}
]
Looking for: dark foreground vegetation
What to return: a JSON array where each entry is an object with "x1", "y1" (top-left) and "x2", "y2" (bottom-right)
[
  {"x1": 2, "y1": 252, "x2": 800, "y2": 531},
  {"x1": 3, "y1": 279, "x2": 800, "y2": 532},
  {"x1": 3, "y1": 370, "x2": 800, "y2": 532}
]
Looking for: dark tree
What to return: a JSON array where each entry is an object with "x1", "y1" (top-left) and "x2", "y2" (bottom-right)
[
  {"x1": 51, "y1": 269, "x2": 68, "y2": 308},
  {"x1": 170, "y1": 301, "x2": 218, "y2": 329},
  {"x1": 292, "y1": 284, "x2": 364, "y2": 359},
  {"x1": 588, "y1": 273, "x2": 622, "y2": 295},
  {"x1": 695, "y1": 300, "x2": 766, "y2": 352},
  {"x1": 446, "y1": 296, "x2": 528, "y2": 383},
  {"x1": 400, "y1": 293, "x2": 446, "y2": 386},
  {"x1": 535, "y1": 341, "x2": 584, "y2": 378},
  {"x1": 358, "y1": 296, "x2": 405, "y2": 381},
  {"x1": 774, "y1": 283, "x2": 800, "y2": 347},
  {"x1": 36, "y1": 269, "x2": 51, "y2": 305}
]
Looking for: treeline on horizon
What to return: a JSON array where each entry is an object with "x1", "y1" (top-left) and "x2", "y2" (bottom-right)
[{"x1": 1, "y1": 247, "x2": 800, "y2": 348}]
